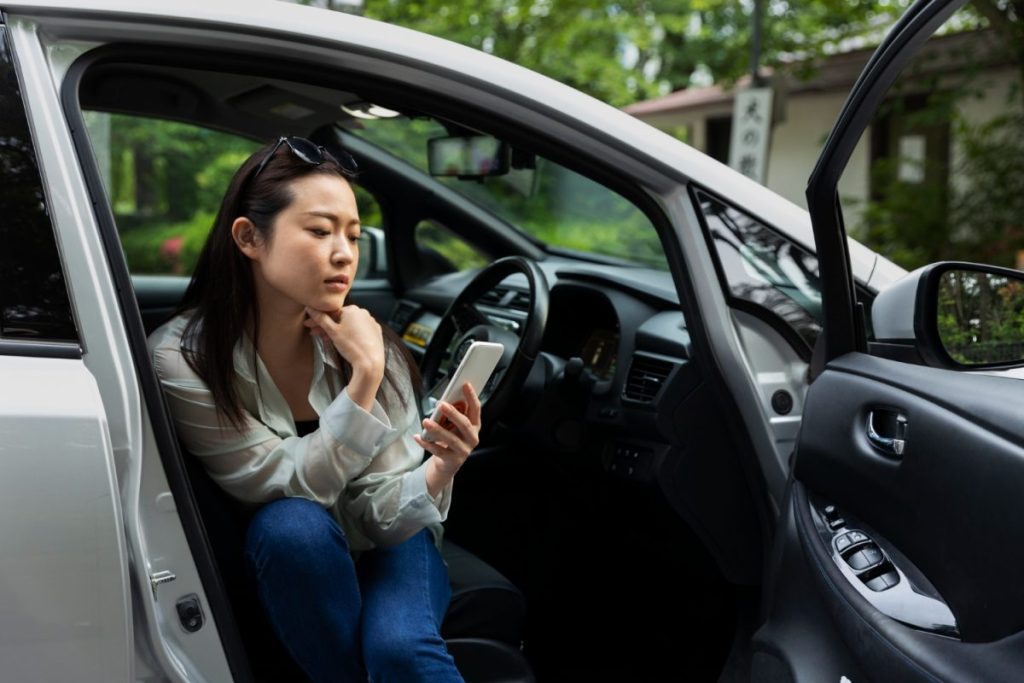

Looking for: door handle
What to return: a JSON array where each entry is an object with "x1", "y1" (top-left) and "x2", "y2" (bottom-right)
[{"x1": 866, "y1": 410, "x2": 907, "y2": 457}]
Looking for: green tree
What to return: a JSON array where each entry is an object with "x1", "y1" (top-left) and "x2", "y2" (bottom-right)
[{"x1": 357, "y1": 0, "x2": 911, "y2": 107}]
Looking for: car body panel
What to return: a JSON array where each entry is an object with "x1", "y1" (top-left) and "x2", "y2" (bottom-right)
[
  {"x1": 0, "y1": 355, "x2": 131, "y2": 682},
  {"x1": 6, "y1": 15, "x2": 235, "y2": 681}
]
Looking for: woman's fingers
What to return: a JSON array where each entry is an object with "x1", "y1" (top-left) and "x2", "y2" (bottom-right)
[
  {"x1": 305, "y1": 306, "x2": 340, "y2": 329},
  {"x1": 414, "y1": 389, "x2": 484, "y2": 476},
  {"x1": 420, "y1": 417, "x2": 469, "y2": 453},
  {"x1": 461, "y1": 382, "x2": 482, "y2": 427},
  {"x1": 436, "y1": 401, "x2": 478, "y2": 445},
  {"x1": 413, "y1": 432, "x2": 456, "y2": 456}
]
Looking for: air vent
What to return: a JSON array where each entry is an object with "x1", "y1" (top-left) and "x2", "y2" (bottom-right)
[
  {"x1": 479, "y1": 289, "x2": 506, "y2": 306},
  {"x1": 508, "y1": 291, "x2": 531, "y2": 312},
  {"x1": 388, "y1": 300, "x2": 420, "y2": 333},
  {"x1": 623, "y1": 355, "x2": 675, "y2": 402}
]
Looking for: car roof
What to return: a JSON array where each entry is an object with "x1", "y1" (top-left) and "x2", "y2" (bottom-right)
[{"x1": 7, "y1": 0, "x2": 903, "y2": 290}]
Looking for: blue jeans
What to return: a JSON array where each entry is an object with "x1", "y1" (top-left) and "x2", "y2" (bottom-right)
[{"x1": 244, "y1": 497, "x2": 463, "y2": 683}]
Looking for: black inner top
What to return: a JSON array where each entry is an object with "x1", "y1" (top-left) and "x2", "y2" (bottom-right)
[{"x1": 294, "y1": 418, "x2": 320, "y2": 438}]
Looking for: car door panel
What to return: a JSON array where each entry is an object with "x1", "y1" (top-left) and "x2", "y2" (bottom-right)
[
  {"x1": 756, "y1": 352, "x2": 1024, "y2": 680},
  {"x1": 0, "y1": 355, "x2": 132, "y2": 683},
  {"x1": 798, "y1": 353, "x2": 1024, "y2": 642}
]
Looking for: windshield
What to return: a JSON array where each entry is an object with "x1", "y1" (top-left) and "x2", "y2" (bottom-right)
[{"x1": 348, "y1": 115, "x2": 667, "y2": 270}]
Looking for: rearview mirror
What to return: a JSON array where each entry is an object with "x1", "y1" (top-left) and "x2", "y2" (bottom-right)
[
  {"x1": 428, "y1": 135, "x2": 509, "y2": 178},
  {"x1": 873, "y1": 262, "x2": 1024, "y2": 369}
]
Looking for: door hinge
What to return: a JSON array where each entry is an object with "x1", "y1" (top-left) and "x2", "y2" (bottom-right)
[{"x1": 150, "y1": 570, "x2": 177, "y2": 599}]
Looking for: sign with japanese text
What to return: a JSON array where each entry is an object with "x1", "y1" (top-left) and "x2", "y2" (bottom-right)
[{"x1": 728, "y1": 88, "x2": 774, "y2": 184}]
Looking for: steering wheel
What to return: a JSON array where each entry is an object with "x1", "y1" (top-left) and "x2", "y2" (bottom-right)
[{"x1": 420, "y1": 256, "x2": 549, "y2": 439}]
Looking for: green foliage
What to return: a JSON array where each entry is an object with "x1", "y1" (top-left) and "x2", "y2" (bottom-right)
[
  {"x1": 356, "y1": 115, "x2": 666, "y2": 269},
  {"x1": 937, "y1": 271, "x2": 1024, "y2": 364},
  {"x1": 105, "y1": 114, "x2": 260, "y2": 221},
  {"x1": 87, "y1": 114, "x2": 262, "y2": 275},
  {"x1": 852, "y1": 103, "x2": 1024, "y2": 271},
  {"x1": 416, "y1": 221, "x2": 489, "y2": 271},
  {"x1": 119, "y1": 211, "x2": 216, "y2": 274},
  {"x1": 363, "y1": 0, "x2": 911, "y2": 106},
  {"x1": 843, "y1": 3, "x2": 1024, "y2": 271}
]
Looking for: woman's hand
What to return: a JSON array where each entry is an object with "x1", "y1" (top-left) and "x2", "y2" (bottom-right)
[
  {"x1": 305, "y1": 305, "x2": 386, "y2": 411},
  {"x1": 414, "y1": 382, "x2": 482, "y2": 496}
]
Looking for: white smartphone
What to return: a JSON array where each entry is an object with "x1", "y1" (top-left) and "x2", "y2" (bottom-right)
[{"x1": 421, "y1": 341, "x2": 504, "y2": 442}]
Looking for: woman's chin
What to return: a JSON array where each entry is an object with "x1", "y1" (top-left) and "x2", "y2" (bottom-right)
[{"x1": 309, "y1": 293, "x2": 347, "y2": 312}]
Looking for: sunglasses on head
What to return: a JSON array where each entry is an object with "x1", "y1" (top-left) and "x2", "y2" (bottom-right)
[{"x1": 252, "y1": 136, "x2": 359, "y2": 179}]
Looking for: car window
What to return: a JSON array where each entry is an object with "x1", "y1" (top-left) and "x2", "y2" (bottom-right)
[
  {"x1": 352, "y1": 115, "x2": 666, "y2": 270},
  {"x1": 0, "y1": 29, "x2": 77, "y2": 344},
  {"x1": 834, "y1": 4, "x2": 1024, "y2": 358},
  {"x1": 696, "y1": 189, "x2": 822, "y2": 348},
  {"x1": 415, "y1": 220, "x2": 489, "y2": 272},
  {"x1": 840, "y1": 4, "x2": 1013, "y2": 273},
  {"x1": 81, "y1": 112, "x2": 385, "y2": 279}
]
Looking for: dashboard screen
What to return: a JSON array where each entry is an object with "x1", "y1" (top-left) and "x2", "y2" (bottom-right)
[{"x1": 581, "y1": 329, "x2": 617, "y2": 380}]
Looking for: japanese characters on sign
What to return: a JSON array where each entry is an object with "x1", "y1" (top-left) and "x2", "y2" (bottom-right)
[{"x1": 728, "y1": 88, "x2": 774, "y2": 184}]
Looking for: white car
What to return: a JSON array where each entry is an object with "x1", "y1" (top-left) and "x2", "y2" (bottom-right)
[{"x1": 2, "y1": 0, "x2": 1020, "y2": 681}]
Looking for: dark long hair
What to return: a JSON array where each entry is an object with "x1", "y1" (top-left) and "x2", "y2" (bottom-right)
[{"x1": 177, "y1": 139, "x2": 422, "y2": 431}]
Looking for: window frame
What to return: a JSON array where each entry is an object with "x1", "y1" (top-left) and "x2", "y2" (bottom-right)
[{"x1": 0, "y1": 25, "x2": 80, "y2": 357}]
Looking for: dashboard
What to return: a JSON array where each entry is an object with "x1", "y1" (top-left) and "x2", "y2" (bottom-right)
[
  {"x1": 385, "y1": 259, "x2": 697, "y2": 473},
  {"x1": 380, "y1": 258, "x2": 773, "y2": 583}
]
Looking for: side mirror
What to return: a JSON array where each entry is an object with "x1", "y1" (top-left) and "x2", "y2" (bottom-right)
[
  {"x1": 873, "y1": 262, "x2": 1024, "y2": 369},
  {"x1": 356, "y1": 226, "x2": 387, "y2": 280}
]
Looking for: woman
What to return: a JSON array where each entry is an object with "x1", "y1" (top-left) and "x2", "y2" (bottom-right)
[{"x1": 148, "y1": 136, "x2": 478, "y2": 682}]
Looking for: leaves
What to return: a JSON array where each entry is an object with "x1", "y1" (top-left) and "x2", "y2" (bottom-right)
[{"x1": 361, "y1": 0, "x2": 911, "y2": 105}]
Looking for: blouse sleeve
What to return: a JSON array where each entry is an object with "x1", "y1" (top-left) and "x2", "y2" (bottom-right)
[
  {"x1": 149, "y1": 333, "x2": 398, "y2": 508},
  {"x1": 340, "y1": 368, "x2": 454, "y2": 548}
]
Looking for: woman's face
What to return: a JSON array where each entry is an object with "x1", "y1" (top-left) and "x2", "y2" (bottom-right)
[{"x1": 245, "y1": 173, "x2": 361, "y2": 314}]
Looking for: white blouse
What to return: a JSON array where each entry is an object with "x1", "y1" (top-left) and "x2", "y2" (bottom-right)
[{"x1": 147, "y1": 312, "x2": 452, "y2": 555}]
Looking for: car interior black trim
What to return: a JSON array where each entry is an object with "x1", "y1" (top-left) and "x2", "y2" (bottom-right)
[
  {"x1": 792, "y1": 477, "x2": 1024, "y2": 681},
  {"x1": 798, "y1": 353, "x2": 1024, "y2": 640},
  {"x1": 792, "y1": 483, "x2": 946, "y2": 683},
  {"x1": 728, "y1": 298, "x2": 813, "y2": 364},
  {"x1": 59, "y1": 42, "x2": 256, "y2": 683},
  {"x1": 826, "y1": 352, "x2": 1024, "y2": 452},
  {"x1": 0, "y1": 339, "x2": 83, "y2": 359},
  {"x1": 865, "y1": 341, "x2": 925, "y2": 365}
]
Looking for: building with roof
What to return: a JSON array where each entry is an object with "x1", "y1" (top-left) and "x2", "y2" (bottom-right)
[{"x1": 625, "y1": 29, "x2": 1014, "y2": 226}]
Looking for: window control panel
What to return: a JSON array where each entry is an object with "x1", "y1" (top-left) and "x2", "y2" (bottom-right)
[
  {"x1": 832, "y1": 531, "x2": 900, "y2": 592},
  {"x1": 809, "y1": 496, "x2": 959, "y2": 638}
]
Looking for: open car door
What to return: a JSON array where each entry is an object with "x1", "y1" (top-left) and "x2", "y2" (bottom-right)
[{"x1": 752, "y1": 1, "x2": 1024, "y2": 680}]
